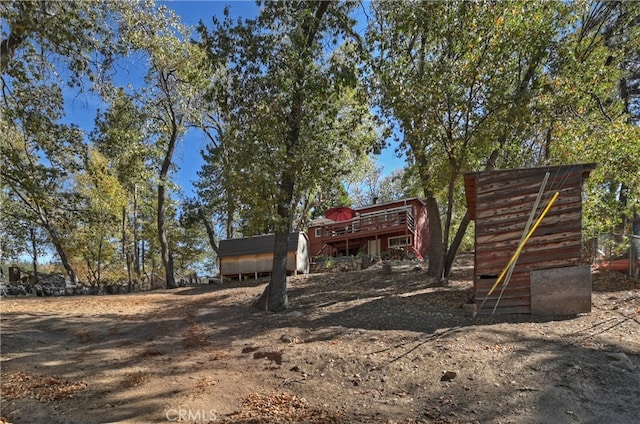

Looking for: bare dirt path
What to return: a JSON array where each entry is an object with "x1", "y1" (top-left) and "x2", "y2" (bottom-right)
[{"x1": 1, "y1": 258, "x2": 639, "y2": 423}]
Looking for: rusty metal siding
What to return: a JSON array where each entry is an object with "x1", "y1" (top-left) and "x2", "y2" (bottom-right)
[{"x1": 466, "y1": 164, "x2": 596, "y2": 315}]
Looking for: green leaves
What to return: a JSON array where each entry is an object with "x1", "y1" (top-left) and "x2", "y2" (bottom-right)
[{"x1": 196, "y1": 1, "x2": 379, "y2": 236}]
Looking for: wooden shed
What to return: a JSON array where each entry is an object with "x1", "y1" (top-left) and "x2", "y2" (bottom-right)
[
  {"x1": 218, "y1": 232, "x2": 309, "y2": 280},
  {"x1": 463, "y1": 163, "x2": 596, "y2": 315}
]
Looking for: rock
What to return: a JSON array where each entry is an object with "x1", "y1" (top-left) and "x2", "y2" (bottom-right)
[
  {"x1": 440, "y1": 370, "x2": 457, "y2": 382},
  {"x1": 280, "y1": 334, "x2": 296, "y2": 343},
  {"x1": 287, "y1": 310, "x2": 303, "y2": 318}
]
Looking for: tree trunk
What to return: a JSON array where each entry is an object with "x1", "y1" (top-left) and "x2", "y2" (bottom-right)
[
  {"x1": 133, "y1": 184, "x2": 141, "y2": 277},
  {"x1": 443, "y1": 144, "x2": 503, "y2": 278},
  {"x1": 411, "y1": 148, "x2": 445, "y2": 279},
  {"x1": 122, "y1": 206, "x2": 133, "y2": 292},
  {"x1": 444, "y1": 211, "x2": 470, "y2": 278},
  {"x1": 46, "y1": 224, "x2": 78, "y2": 284},
  {"x1": 254, "y1": 1, "x2": 329, "y2": 312},
  {"x1": 158, "y1": 113, "x2": 179, "y2": 289},
  {"x1": 254, "y1": 230, "x2": 291, "y2": 312},
  {"x1": 198, "y1": 207, "x2": 219, "y2": 255},
  {"x1": 254, "y1": 175, "x2": 295, "y2": 312},
  {"x1": 225, "y1": 191, "x2": 235, "y2": 239},
  {"x1": 425, "y1": 195, "x2": 444, "y2": 279},
  {"x1": 37, "y1": 207, "x2": 78, "y2": 284},
  {"x1": 30, "y1": 227, "x2": 38, "y2": 284},
  {"x1": 158, "y1": 181, "x2": 176, "y2": 289}
]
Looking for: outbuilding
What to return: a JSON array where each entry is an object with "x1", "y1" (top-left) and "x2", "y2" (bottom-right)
[
  {"x1": 463, "y1": 163, "x2": 597, "y2": 315},
  {"x1": 218, "y1": 232, "x2": 310, "y2": 280}
]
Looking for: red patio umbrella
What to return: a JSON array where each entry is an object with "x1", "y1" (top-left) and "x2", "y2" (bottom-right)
[{"x1": 325, "y1": 206, "x2": 355, "y2": 222}]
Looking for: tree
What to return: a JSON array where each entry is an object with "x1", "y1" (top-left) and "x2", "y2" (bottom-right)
[
  {"x1": 198, "y1": 1, "x2": 380, "y2": 311},
  {"x1": 68, "y1": 149, "x2": 127, "y2": 287},
  {"x1": 348, "y1": 163, "x2": 408, "y2": 208},
  {"x1": 542, "y1": 1, "x2": 640, "y2": 237},
  {"x1": 0, "y1": 84, "x2": 86, "y2": 283},
  {"x1": 0, "y1": 191, "x2": 48, "y2": 276},
  {"x1": 118, "y1": 4, "x2": 212, "y2": 288},
  {"x1": 367, "y1": 1, "x2": 587, "y2": 279},
  {"x1": 1, "y1": 1, "x2": 127, "y2": 283},
  {"x1": 91, "y1": 87, "x2": 156, "y2": 283}
]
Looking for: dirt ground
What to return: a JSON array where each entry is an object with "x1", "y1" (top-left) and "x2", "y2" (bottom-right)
[{"x1": 1, "y1": 255, "x2": 639, "y2": 424}]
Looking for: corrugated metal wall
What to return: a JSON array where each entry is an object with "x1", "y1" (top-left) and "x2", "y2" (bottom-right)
[{"x1": 219, "y1": 232, "x2": 309, "y2": 278}]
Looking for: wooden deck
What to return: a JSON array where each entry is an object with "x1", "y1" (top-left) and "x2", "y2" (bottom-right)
[{"x1": 315, "y1": 209, "x2": 415, "y2": 243}]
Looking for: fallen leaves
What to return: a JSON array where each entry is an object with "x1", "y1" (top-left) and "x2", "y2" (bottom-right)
[
  {"x1": 183, "y1": 322, "x2": 210, "y2": 349},
  {"x1": 223, "y1": 392, "x2": 342, "y2": 423},
  {"x1": 121, "y1": 371, "x2": 151, "y2": 388},
  {"x1": 0, "y1": 371, "x2": 87, "y2": 402}
]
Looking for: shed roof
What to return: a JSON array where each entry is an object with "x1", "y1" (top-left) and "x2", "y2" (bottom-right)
[
  {"x1": 463, "y1": 163, "x2": 596, "y2": 220},
  {"x1": 218, "y1": 232, "x2": 305, "y2": 258}
]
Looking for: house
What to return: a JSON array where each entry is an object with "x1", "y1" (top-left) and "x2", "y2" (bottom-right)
[
  {"x1": 307, "y1": 198, "x2": 429, "y2": 260},
  {"x1": 218, "y1": 232, "x2": 309, "y2": 280},
  {"x1": 463, "y1": 163, "x2": 597, "y2": 315}
]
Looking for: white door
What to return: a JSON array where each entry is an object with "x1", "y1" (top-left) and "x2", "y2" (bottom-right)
[{"x1": 368, "y1": 239, "x2": 380, "y2": 256}]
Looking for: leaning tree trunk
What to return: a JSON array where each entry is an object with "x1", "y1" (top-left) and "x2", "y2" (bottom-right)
[
  {"x1": 44, "y1": 221, "x2": 78, "y2": 284},
  {"x1": 444, "y1": 211, "x2": 470, "y2": 278},
  {"x1": 37, "y1": 206, "x2": 78, "y2": 284},
  {"x1": 198, "y1": 207, "x2": 219, "y2": 256}
]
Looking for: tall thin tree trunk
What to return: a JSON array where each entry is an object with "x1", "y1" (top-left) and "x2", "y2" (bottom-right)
[
  {"x1": 122, "y1": 206, "x2": 133, "y2": 291},
  {"x1": 30, "y1": 227, "x2": 38, "y2": 284},
  {"x1": 133, "y1": 184, "x2": 140, "y2": 276},
  {"x1": 158, "y1": 118, "x2": 179, "y2": 289},
  {"x1": 412, "y1": 148, "x2": 445, "y2": 279},
  {"x1": 444, "y1": 144, "x2": 503, "y2": 278},
  {"x1": 444, "y1": 211, "x2": 470, "y2": 278},
  {"x1": 158, "y1": 181, "x2": 176, "y2": 288},
  {"x1": 226, "y1": 201, "x2": 234, "y2": 240},
  {"x1": 97, "y1": 237, "x2": 103, "y2": 286}
]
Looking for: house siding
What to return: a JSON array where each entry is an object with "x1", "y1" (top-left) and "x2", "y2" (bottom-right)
[{"x1": 308, "y1": 198, "x2": 429, "y2": 260}]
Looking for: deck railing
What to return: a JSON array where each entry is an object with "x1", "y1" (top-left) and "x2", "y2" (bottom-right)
[{"x1": 316, "y1": 209, "x2": 414, "y2": 240}]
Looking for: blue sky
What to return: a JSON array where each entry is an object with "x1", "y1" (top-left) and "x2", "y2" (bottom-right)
[{"x1": 65, "y1": 1, "x2": 404, "y2": 198}]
